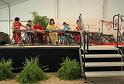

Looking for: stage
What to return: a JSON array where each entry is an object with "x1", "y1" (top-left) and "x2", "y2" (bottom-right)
[
  {"x1": 0, "y1": 44, "x2": 124, "y2": 73},
  {"x1": 0, "y1": 45, "x2": 80, "y2": 72}
]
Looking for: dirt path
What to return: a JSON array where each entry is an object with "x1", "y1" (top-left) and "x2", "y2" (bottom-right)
[{"x1": 0, "y1": 73, "x2": 85, "y2": 84}]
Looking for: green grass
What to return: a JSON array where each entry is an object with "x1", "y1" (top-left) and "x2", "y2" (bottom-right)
[
  {"x1": 57, "y1": 57, "x2": 81, "y2": 80},
  {"x1": 0, "y1": 59, "x2": 14, "y2": 80},
  {"x1": 17, "y1": 58, "x2": 47, "y2": 83}
]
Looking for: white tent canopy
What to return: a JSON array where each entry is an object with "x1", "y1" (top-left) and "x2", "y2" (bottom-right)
[
  {"x1": 0, "y1": 0, "x2": 123, "y2": 35},
  {"x1": 0, "y1": 0, "x2": 29, "y2": 8},
  {"x1": 0, "y1": 0, "x2": 30, "y2": 35}
]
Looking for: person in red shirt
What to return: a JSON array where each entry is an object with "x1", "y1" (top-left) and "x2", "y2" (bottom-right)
[
  {"x1": 73, "y1": 20, "x2": 81, "y2": 44},
  {"x1": 12, "y1": 17, "x2": 25, "y2": 44},
  {"x1": 74, "y1": 20, "x2": 82, "y2": 31},
  {"x1": 33, "y1": 21, "x2": 44, "y2": 44},
  {"x1": 33, "y1": 21, "x2": 43, "y2": 30}
]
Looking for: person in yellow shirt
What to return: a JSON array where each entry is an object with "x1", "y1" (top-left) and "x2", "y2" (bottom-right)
[{"x1": 47, "y1": 19, "x2": 59, "y2": 45}]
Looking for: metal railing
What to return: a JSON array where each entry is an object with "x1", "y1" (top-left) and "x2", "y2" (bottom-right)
[
  {"x1": 113, "y1": 14, "x2": 124, "y2": 70},
  {"x1": 113, "y1": 14, "x2": 121, "y2": 47},
  {"x1": 78, "y1": 14, "x2": 89, "y2": 80}
]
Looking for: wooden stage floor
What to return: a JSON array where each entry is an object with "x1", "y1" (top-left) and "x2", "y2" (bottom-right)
[
  {"x1": 0, "y1": 45, "x2": 120, "y2": 49},
  {"x1": 0, "y1": 45, "x2": 80, "y2": 48}
]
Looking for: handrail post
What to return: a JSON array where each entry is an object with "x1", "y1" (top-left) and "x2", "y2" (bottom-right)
[
  {"x1": 83, "y1": 31, "x2": 86, "y2": 78},
  {"x1": 113, "y1": 15, "x2": 118, "y2": 30},
  {"x1": 86, "y1": 32, "x2": 89, "y2": 51},
  {"x1": 79, "y1": 14, "x2": 87, "y2": 80},
  {"x1": 113, "y1": 14, "x2": 120, "y2": 47},
  {"x1": 117, "y1": 14, "x2": 120, "y2": 47}
]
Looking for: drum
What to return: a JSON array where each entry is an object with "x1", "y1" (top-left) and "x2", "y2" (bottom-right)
[{"x1": 0, "y1": 32, "x2": 10, "y2": 45}]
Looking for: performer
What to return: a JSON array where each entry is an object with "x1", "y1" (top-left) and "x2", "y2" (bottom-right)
[
  {"x1": 12, "y1": 17, "x2": 25, "y2": 44},
  {"x1": 33, "y1": 21, "x2": 44, "y2": 44},
  {"x1": 47, "y1": 19, "x2": 59, "y2": 45},
  {"x1": 33, "y1": 21, "x2": 43, "y2": 30},
  {"x1": 74, "y1": 20, "x2": 82, "y2": 31},
  {"x1": 73, "y1": 20, "x2": 81, "y2": 44},
  {"x1": 62, "y1": 22, "x2": 72, "y2": 45},
  {"x1": 26, "y1": 20, "x2": 33, "y2": 30},
  {"x1": 25, "y1": 20, "x2": 33, "y2": 44},
  {"x1": 63, "y1": 22, "x2": 70, "y2": 31}
]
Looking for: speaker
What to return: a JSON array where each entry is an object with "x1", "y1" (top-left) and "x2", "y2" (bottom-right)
[{"x1": 0, "y1": 32, "x2": 10, "y2": 45}]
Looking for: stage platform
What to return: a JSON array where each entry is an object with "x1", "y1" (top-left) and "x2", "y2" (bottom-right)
[
  {"x1": 0, "y1": 45, "x2": 80, "y2": 72},
  {"x1": 0, "y1": 45, "x2": 124, "y2": 73}
]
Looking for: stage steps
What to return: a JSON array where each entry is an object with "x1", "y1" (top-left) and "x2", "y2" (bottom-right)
[
  {"x1": 89, "y1": 45, "x2": 118, "y2": 50},
  {"x1": 81, "y1": 46, "x2": 124, "y2": 77},
  {"x1": 86, "y1": 62, "x2": 124, "y2": 67},
  {"x1": 84, "y1": 54, "x2": 121, "y2": 58},
  {"x1": 86, "y1": 71, "x2": 124, "y2": 77}
]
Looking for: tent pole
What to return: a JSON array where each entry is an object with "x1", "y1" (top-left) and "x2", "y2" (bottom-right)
[
  {"x1": 56, "y1": 0, "x2": 59, "y2": 19},
  {"x1": 103, "y1": 0, "x2": 107, "y2": 19},
  {"x1": 8, "y1": 5, "x2": 11, "y2": 44},
  {"x1": 8, "y1": 6, "x2": 11, "y2": 36}
]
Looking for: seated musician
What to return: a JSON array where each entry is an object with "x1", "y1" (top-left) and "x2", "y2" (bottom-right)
[
  {"x1": 61, "y1": 22, "x2": 72, "y2": 45},
  {"x1": 33, "y1": 21, "x2": 44, "y2": 44},
  {"x1": 73, "y1": 20, "x2": 82, "y2": 44},
  {"x1": 25, "y1": 20, "x2": 33, "y2": 44},
  {"x1": 47, "y1": 19, "x2": 60, "y2": 45},
  {"x1": 12, "y1": 17, "x2": 26, "y2": 44},
  {"x1": 26, "y1": 20, "x2": 32, "y2": 30}
]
